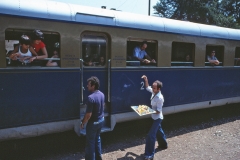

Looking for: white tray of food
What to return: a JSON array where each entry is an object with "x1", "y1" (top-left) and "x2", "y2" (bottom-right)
[{"x1": 131, "y1": 105, "x2": 156, "y2": 116}]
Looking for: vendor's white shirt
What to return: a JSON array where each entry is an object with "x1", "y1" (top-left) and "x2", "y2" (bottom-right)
[{"x1": 146, "y1": 86, "x2": 164, "y2": 120}]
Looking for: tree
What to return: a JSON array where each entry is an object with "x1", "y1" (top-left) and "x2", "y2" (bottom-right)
[
  {"x1": 153, "y1": 0, "x2": 240, "y2": 29},
  {"x1": 221, "y1": 0, "x2": 240, "y2": 24}
]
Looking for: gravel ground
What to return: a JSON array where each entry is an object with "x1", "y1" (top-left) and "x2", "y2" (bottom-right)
[
  {"x1": 0, "y1": 103, "x2": 240, "y2": 160},
  {"x1": 100, "y1": 103, "x2": 240, "y2": 160},
  {"x1": 101, "y1": 113, "x2": 240, "y2": 160}
]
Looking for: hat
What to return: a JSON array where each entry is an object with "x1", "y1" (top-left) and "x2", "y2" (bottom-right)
[{"x1": 32, "y1": 29, "x2": 44, "y2": 40}]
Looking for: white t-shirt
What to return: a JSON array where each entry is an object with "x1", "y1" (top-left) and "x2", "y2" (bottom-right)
[
  {"x1": 18, "y1": 45, "x2": 32, "y2": 57},
  {"x1": 146, "y1": 86, "x2": 164, "y2": 120}
]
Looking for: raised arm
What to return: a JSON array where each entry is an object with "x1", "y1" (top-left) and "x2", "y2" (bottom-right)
[{"x1": 141, "y1": 75, "x2": 149, "y2": 87}]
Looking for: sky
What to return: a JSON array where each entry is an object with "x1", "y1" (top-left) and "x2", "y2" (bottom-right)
[{"x1": 50, "y1": 0, "x2": 159, "y2": 16}]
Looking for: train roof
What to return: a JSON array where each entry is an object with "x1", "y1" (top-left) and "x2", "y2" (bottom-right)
[{"x1": 0, "y1": 0, "x2": 240, "y2": 40}]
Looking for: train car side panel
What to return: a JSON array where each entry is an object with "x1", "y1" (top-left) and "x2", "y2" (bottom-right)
[
  {"x1": 110, "y1": 67, "x2": 240, "y2": 114},
  {"x1": 0, "y1": 69, "x2": 80, "y2": 129}
]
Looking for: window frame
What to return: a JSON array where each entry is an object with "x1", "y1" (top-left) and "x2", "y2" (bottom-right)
[
  {"x1": 171, "y1": 41, "x2": 195, "y2": 67},
  {"x1": 5, "y1": 28, "x2": 61, "y2": 68},
  {"x1": 81, "y1": 32, "x2": 108, "y2": 68},
  {"x1": 126, "y1": 38, "x2": 158, "y2": 67},
  {"x1": 234, "y1": 47, "x2": 240, "y2": 66}
]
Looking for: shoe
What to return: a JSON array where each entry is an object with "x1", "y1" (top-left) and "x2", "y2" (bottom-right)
[
  {"x1": 144, "y1": 155, "x2": 154, "y2": 160},
  {"x1": 157, "y1": 145, "x2": 168, "y2": 150}
]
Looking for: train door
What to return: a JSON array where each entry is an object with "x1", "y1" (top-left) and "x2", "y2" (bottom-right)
[{"x1": 79, "y1": 33, "x2": 111, "y2": 135}]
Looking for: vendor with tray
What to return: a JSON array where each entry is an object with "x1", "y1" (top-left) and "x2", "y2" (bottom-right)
[{"x1": 141, "y1": 75, "x2": 168, "y2": 160}]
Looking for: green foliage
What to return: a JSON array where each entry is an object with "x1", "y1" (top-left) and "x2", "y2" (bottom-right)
[{"x1": 153, "y1": 0, "x2": 240, "y2": 29}]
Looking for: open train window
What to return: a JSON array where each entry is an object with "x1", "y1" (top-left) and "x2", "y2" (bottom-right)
[
  {"x1": 81, "y1": 34, "x2": 107, "y2": 67},
  {"x1": 205, "y1": 45, "x2": 224, "y2": 66},
  {"x1": 171, "y1": 42, "x2": 195, "y2": 66},
  {"x1": 126, "y1": 40, "x2": 157, "y2": 66},
  {"x1": 235, "y1": 47, "x2": 240, "y2": 66},
  {"x1": 5, "y1": 29, "x2": 60, "y2": 67}
]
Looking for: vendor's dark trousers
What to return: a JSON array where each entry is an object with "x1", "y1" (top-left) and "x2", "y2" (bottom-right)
[{"x1": 145, "y1": 118, "x2": 167, "y2": 157}]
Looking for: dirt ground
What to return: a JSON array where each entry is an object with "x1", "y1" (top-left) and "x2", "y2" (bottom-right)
[
  {"x1": 0, "y1": 103, "x2": 240, "y2": 160},
  {"x1": 101, "y1": 116, "x2": 240, "y2": 160},
  {"x1": 98, "y1": 104, "x2": 240, "y2": 160}
]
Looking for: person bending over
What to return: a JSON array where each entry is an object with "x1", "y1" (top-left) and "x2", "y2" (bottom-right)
[{"x1": 133, "y1": 41, "x2": 156, "y2": 64}]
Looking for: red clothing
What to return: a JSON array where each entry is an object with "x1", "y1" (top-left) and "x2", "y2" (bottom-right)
[{"x1": 32, "y1": 41, "x2": 45, "y2": 53}]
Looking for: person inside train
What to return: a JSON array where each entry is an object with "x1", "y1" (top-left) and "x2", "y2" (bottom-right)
[
  {"x1": 46, "y1": 42, "x2": 60, "y2": 67},
  {"x1": 7, "y1": 50, "x2": 12, "y2": 57},
  {"x1": 7, "y1": 43, "x2": 19, "y2": 57},
  {"x1": 84, "y1": 56, "x2": 95, "y2": 66},
  {"x1": 97, "y1": 55, "x2": 105, "y2": 66},
  {"x1": 8, "y1": 34, "x2": 37, "y2": 65},
  {"x1": 28, "y1": 29, "x2": 48, "y2": 63},
  {"x1": 133, "y1": 41, "x2": 156, "y2": 65},
  {"x1": 184, "y1": 54, "x2": 192, "y2": 66},
  {"x1": 207, "y1": 50, "x2": 219, "y2": 66},
  {"x1": 46, "y1": 49, "x2": 60, "y2": 67}
]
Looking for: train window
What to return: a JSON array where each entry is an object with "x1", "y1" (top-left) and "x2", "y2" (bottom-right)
[
  {"x1": 205, "y1": 45, "x2": 224, "y2": 66},
  {"x1": 126, "y1": 40, "x2": 157, "y2": 66},
  {"x1": 5, "y1": 29, "x2": 60, "y2": 68},
  {"x1": 171, "y1": 42, "x2": 195, "y2": 66},
  {"x1": 82, "y1": 34, "x2": 107, "y2": 67},
  {"x1": 235, "y1": 47, "x2": 240, "y2": 66}
]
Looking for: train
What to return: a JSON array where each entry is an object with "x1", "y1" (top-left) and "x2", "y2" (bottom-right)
[{"x1": 0, "y1": 0, "x2": 240, "y2": 141}]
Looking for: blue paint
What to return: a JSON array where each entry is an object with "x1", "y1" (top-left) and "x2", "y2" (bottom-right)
[
  {"x1": 81, "y1": 68, "x2": 108, "y2": 105},
  {"x1": 0, "y1": 69, "x2": 80, "y2": 129},
  {"x1": 1, "y1": 67, "x2": 240, "y2": 129},
  {"x1": 110, "y1": 67, "x2": 240, "y2": 114}
]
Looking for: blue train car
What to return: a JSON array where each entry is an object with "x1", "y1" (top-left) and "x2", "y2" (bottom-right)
[{"x1": 0, "y1": 0, "x2": 240, "y2": 141}]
